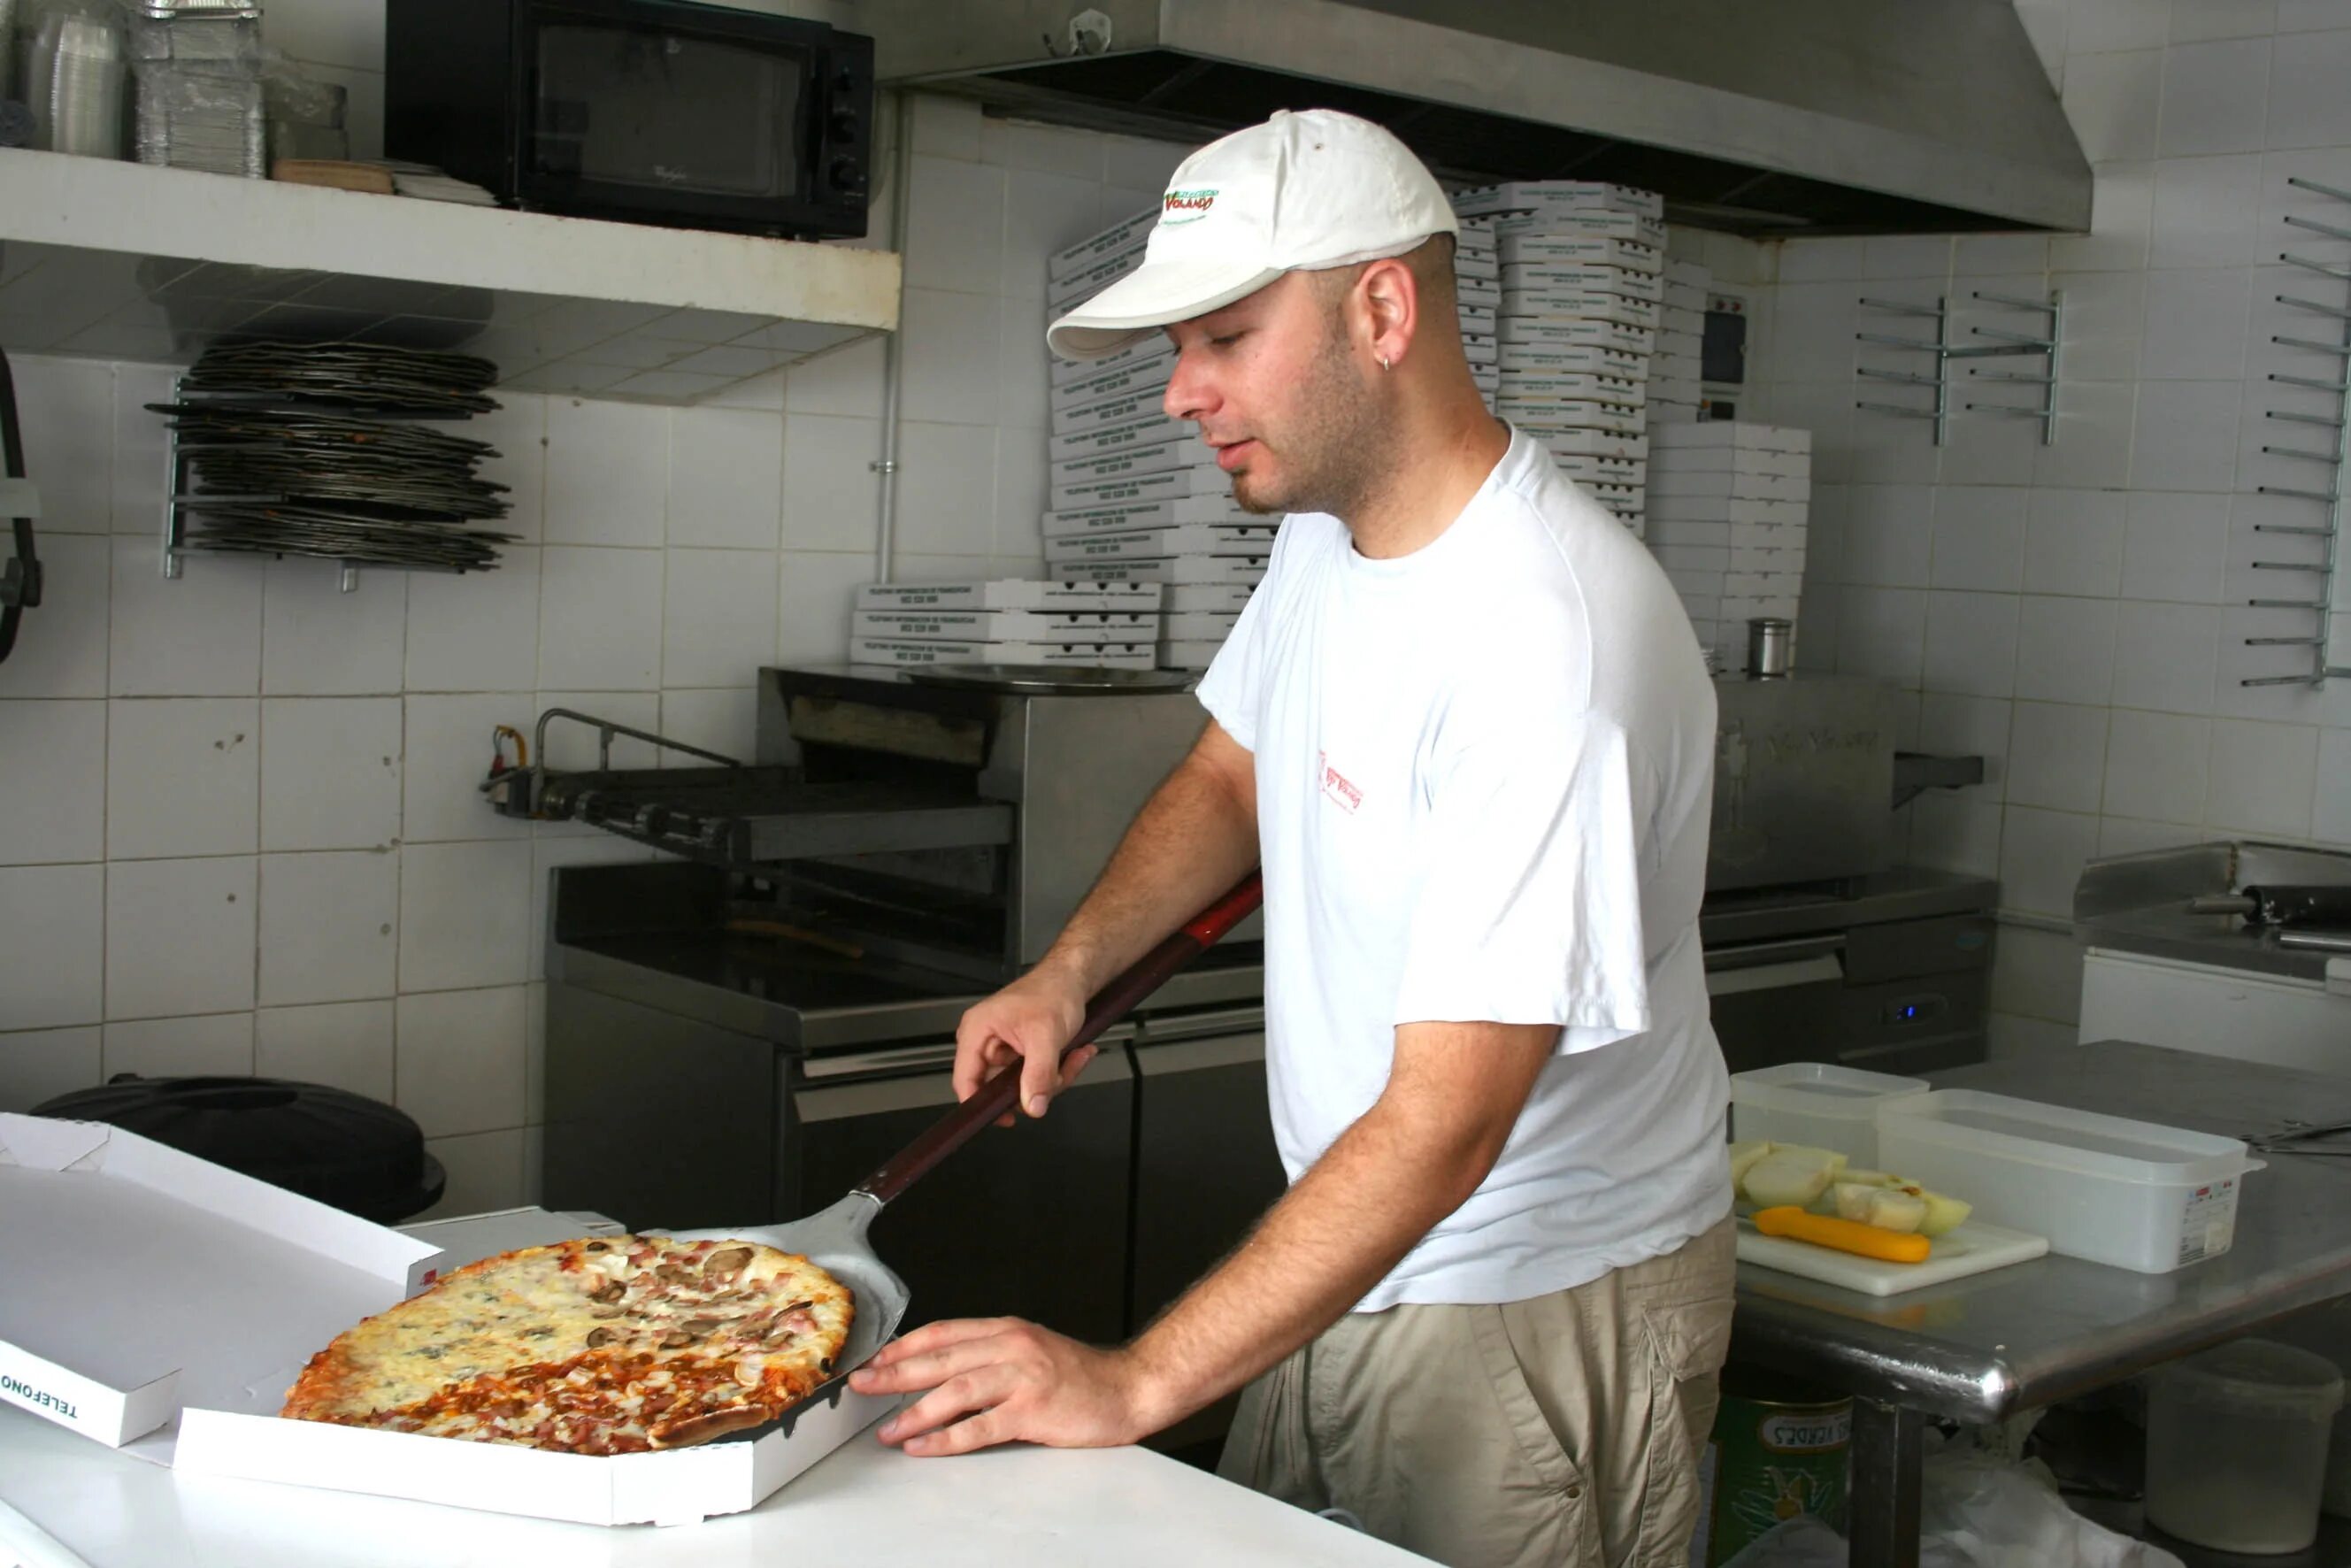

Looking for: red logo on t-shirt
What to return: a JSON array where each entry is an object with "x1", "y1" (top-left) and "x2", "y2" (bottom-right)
[{"x1": 1318, "y1": 750, "x2": 1362, "y2": 814}]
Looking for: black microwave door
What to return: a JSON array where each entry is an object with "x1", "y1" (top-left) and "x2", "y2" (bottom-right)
[{"x1": 525, "y1": 6, "x2": 809, "y2": 215}]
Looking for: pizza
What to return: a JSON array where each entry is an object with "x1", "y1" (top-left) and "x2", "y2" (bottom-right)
[{"x1": 280, "y1": 1235, "x2": 854, "y2": 1455}]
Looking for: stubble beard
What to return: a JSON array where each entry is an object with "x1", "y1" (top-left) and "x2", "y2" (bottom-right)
[{"x1": 1228, "y1": 320, "x2": 1395, "y2": 521}]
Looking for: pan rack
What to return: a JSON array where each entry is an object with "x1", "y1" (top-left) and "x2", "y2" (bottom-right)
[
  {"x1": 1853, "y1": 292, "x2": 2063, "y2": 447},
  {"x1": 2246, "y1": 174, "x2": 2351, "y2": 688}
]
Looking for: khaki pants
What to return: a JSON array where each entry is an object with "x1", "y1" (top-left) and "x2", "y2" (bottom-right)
[{"x1": 1218, "y1": 1218, "x2": 1736, "y2": 1568}]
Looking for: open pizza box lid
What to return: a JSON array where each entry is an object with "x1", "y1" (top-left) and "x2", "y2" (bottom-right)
[
  {"x1": 0, "y1": 1112, "x2": 439, "y2": 1451},
  {"x1": 0, "y1": 1115, "x2": 896, "y2": 1526}
]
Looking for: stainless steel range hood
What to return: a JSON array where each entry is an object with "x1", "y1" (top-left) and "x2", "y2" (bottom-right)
[{"x1": 865, "y1": 0, "x2": 2091, "y2": 236}]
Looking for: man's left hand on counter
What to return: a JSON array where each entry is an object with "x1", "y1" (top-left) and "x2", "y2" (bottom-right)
[{"x1": 852, "y1": 1318, "x2": 1166, "y2": 1456}]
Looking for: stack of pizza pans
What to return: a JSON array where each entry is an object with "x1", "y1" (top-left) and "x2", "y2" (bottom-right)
[{"x1": 150, "y1": 341, "x2": 516, "y2": 573}]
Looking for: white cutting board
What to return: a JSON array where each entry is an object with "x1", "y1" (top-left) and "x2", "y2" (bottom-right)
[{"x1": 1735, "y1": 1217, "x2": 2049, "y2": 1296}]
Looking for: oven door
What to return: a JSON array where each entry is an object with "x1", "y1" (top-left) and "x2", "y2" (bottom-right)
[
  {"x1": 787, "y1": 1031, "x2": 1135, "y2": 1347},
  {"x1": 1704, "y1": 934, "x2": 1848, "y2": 1076}
]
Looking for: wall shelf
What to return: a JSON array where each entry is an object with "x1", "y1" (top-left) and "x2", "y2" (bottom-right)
[{"x1": 0, "y1": 149, "x2": 900, "y2": 404}]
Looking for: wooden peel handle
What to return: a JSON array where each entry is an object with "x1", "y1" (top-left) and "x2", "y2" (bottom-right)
[{"x1": 854, "y1": 872, "x2": 1265, "y2": 1208}]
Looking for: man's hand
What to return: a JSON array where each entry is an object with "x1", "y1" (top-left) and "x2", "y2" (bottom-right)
[
  {"x1": 849, "y1": 1318, "x2": 1163, "y2": 1456},
  {"x1": 953, "y1": 965, "x2": 1095, "y2": 1125}
]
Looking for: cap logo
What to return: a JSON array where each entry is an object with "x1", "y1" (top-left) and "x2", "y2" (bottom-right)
[{"x1": 1162, "y1": 187, "x2": 1218, "y2": 225}]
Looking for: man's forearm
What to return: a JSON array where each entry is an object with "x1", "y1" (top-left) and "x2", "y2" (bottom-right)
[
  {"x1": 1039, "y1": 746, "x2": 1257, "y2": 995},
  {"x1": 1119, "y1": 1026, "x2": 1548, "y2": 1430}
]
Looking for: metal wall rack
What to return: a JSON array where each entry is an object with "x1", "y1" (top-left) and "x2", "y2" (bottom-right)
[
  {"x1": 1853, "y1": 292, "x2": 2063, "y2": 446},
  {"x1": 2247, "y1": 175, "x2": 2351, "y2": 688}
]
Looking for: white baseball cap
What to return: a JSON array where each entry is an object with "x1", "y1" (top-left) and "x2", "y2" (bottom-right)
[{"x1": 1046, "y1": 108, "x2": 1458, "y2": 361}]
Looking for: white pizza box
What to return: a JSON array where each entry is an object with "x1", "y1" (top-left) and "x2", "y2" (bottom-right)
[
  {"x1": 1492, "y1": 371, "x2": 1645, "y2": 409},
  {"x1": 1157, "y1": 639, "x2": 1226, "y2": 670},
  {"x1": 0, "y1": 1112, "x2": 440, "y2": 1454},
  {"x1": 1047, "y1": 245, "x2": 1148, "y2": 311},
  {"x1": 1585, "y1": 482, "x2": 1645, "y2": 513},
  {"x1": 1456, "y1": 213, "x2": 1500, "y2": 246},
  {"x1": 1486, "y1": 231, "x2": 1661, "y2": 275},
  {"x1": 1649, "y1": 420, "x2": 1810, "y2": 454},
  {"x1": 1049, "y1": 204, "x2": 1157, "y2": 283},
  {"x1": 1452, "y1": 181, "x2": 1663, "y2": 219},
  {"x1": 1497, "y1": 288, "x2": 1659, "y2": 332},
  {"x1": 1649, "y1": 402, "x2": 1704, "y2": 429},
  {"x1": 1049, "y1": 333, "x2": 1175, "y2": 390},
  {"x1": 1649, "y1": 380, "x2": 1702, "y2": 406},
  {"x1": 1046, "y1": 523, "x2": 1280, "y2": 563},
  {"x1": 1164, "y1": 610, "x2": 1242, "y2": 641},
  {"x1": 1169, "y1": 494, "x2": 1258, "y2": 523},
  {"x1": 1489, "y1": 250, "x2": 1663, "y2": 298},
  {"x1": 1652, "y1": 542, "x2": 1803, "y2": 575},
  {"x1": 1048, "y1": 441, "x2": 1223, "y2": 510},
  {"x1": 1646, "y1": 516, "x2": 1808, "y2": 550},
  {"x1": 1455, "y1": 250, "x2": 1499, "y2": 281},
  {"x1": 1044, "y1": 498, "x2": 1185, "y2": 534},
  {"x1": 1492, "y1": 211, "x2": 1668, "y2": 249},
  {"x1": 1456, "y1": 274, "x2": 1501, "y2": 307},
  {"x1": 857, "y1": 579, "x2": 1163, "y2": 612},
  {"x1": 1060, "y1": 554, "x2": 1268, "y2": 585},
  {"x1": 1549, "y1": 452, "x2": 1647, "y2": 487},
  {"x1": 1664, "y1": 259, "x2": 1710, "y2": 288},
  {"x1": 1460, "y1": 332, "x2": 1499, "y2": 366},
  {"x1": 1053, "y1": 383, "x2": 1176, "y2": 438},
  {"x1": 1647, "y1": 495, "x2": 1807, "y2": 527},
  {"x1": 1165, "y1": 581, "x2": 1258, "y2": 612},
  {"x1": 1493, "y1": 342, "x2": 1648, "y2": 379},
  {"x1": 1663, "y1": 280, "x2": 1708, "y2": 309},
  {"x1": 1648, "y1": 468, "x2": 1810, "y2": 501},
  {"x1": 1657, "y1": 329, "x2": 1705, "y2": 358},
  {"x1": 1050, "y1": 353, "x2": 1174, "y2": 417},
  {"x1": 1501, "y1": 265, "x2": 1663, "y2": 313},
  {"x1": 1653, "y1": 350, "x2": 1706, "y2": 380},
  {"x1": 1651, "y1": 445, "x2": 1810, "y2": 479},
  {"x1": 850, "y1": 637, "x2": 1157, "y2": 670},
  {"x1": 852, "y1": 610, "x2": 1158, "y2": 644},
  {"x1": 1540, "y1": 427, "x2": 1648, "y2": 461},
  {"x1": 174, "y1": 1198, "x2": 898, "y2": 1527},
  {"x1": 1456, "y1": 304, "x2": 1497, "y2": 335},
  {"x1": 1495, "y1": 398, "x2": 1647, "y2": 438},
  {"x1": 1048, "y1": 411, "x2": 1190, "y2": 463},
  {"x1": 1498, "y1": 317, "x2": 1656, "y2": 355}
]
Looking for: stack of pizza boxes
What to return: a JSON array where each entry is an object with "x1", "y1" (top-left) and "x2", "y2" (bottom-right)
[
  {"x1": 849, "y1": 578, "x2": 1163, "y2": 671},
  {"x1": 1649, "y1": 258, "x2": 1709, "y2": 426},
  {"x1": 1450, "y1": 181, "x2": 1662, "y2": 537},
  {"x1": 1646, "y1": 422, "x2": 1810, "y2": 671},
  {"x1": 1456, "y1": 218, "x2": 1501, "y2": 405},
  {"x1": 1044, "y1": 206, "x2": 1269, "y2": 673}
]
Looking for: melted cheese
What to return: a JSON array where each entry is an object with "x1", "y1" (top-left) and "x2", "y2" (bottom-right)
[{"x1": 284, "y1": 1237, "x2": 853, "y2": 1453}]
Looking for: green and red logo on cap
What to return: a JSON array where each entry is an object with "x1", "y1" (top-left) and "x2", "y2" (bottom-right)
[{"x1": 1162, "y1": 188, "x2": 1218, "y2": 224}]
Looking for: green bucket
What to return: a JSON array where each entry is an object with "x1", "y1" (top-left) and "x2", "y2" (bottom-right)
[{"x1": 1688, "y1": 1369, "x2": 1852, "y2": 1566}]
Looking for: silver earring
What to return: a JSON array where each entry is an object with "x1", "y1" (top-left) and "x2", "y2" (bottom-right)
[{"x1": 1377, "y1": 354, "x2": 1391, "y2": 371}]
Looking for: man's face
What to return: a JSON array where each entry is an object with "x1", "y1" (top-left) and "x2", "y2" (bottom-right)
[{"x1": 1161, "y1": 270, "x2": 1384, "y2": 519}]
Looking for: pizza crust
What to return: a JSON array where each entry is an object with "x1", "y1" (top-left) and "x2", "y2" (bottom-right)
[{"x1": 282, "y1": 1236, "x2": 853, "y2": 1456}]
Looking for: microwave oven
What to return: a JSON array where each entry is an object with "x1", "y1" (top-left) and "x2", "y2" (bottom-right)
[{"x1": 384, "y1": 0, "x2": 873, "y2": 240}]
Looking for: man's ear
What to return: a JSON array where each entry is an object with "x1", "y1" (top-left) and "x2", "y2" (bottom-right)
[{"x1": 1356, "y1": 256, "x2": 1418, "y2": 369}]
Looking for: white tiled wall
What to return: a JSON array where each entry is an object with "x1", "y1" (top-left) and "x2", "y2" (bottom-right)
[
  {"x1": 0, "y1": 76, "x2": 1187, "y2": 1218},
  {"x1": 1751, "y1": 0, "x2": 2351, "y2": 1053}
]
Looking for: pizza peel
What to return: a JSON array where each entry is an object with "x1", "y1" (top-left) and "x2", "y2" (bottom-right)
[{"x1": 668, "y1": 872, "x2": 1265, "y2": 1417}]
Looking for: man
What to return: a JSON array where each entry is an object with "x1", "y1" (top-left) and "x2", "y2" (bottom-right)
[{"x1": 849, "y1": 108, "x2": 1733, "y2": 1568}]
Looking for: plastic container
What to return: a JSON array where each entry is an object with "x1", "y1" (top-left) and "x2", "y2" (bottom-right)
[
  {"x1": 2262, "y1": 1297, "x2": 2351, "y2": 1518},
  {"x1": 2146, "y1": 1338, "x2": 2343, "y2": 1554},
  {"x1": 1874, "y1": 1090, "x2": 2263, "y2": 1273},
  {"x1": 1727, "y1": 1062, "x2": 1929, "y2": 1168}
]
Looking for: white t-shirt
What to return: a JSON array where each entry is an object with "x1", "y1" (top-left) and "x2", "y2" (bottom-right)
[{"x1": 1196, "y1": 427, "x2": 1732, "y2": 1311}]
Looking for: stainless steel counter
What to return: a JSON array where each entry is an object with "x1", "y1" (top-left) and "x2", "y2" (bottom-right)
[
  {"x1": 2073, "y1": 841, "x2": 2351, "y2": 984},
  {"x1": 1731, "y1": 1041, "x2": 2351, "y2": 1568}
]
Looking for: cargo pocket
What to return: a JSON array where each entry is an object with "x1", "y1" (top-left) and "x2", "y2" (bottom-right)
[
  {"x1": 1634, "y1": 1288, "x2": 1736, "y2": 1568},
  {"x1": 1468, "y1": 1305, "x2": 1606, "y2": 1568}
]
